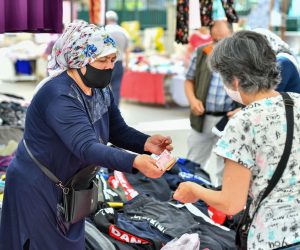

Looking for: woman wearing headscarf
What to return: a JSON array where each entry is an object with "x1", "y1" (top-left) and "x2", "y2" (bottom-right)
[
  {"x1": 0, "y1": 21, "x2": 173, "y2": 250},
  {"x1": 254, "y1": 28, "x2": 300, "y2": 93},
  {"x1": 174, "y1": 31, "x2": 300, "y2": 249}
]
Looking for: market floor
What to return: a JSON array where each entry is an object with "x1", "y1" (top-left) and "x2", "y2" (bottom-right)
[{"x1": 0, "y1": 80, "x2": 191, "y2": 158}]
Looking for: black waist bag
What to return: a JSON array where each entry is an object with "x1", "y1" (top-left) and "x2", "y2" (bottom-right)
[
  {"x1": 23, "y1": 139, "x2": 99, "y2": 224},
  {"x1": 62, "y1": 165, "x2": 100, "y2": 224},
  {"x1": 235, "y1": 203, "x2": 251, "y2": 250}
]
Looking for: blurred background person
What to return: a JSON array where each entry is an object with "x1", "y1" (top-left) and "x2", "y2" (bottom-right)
[
  {"x1": 185, "y1": 20, "x2": 235, "y2": 168},
  {"x1": 254, "y1": 28, "x2": 300, "y2": 93},
  {"x1": 184, "y1": 26, "x2": 212, "y2": 67},
  {"x1": 105, "y1": 10, "x2": 130, "y2": 107}
]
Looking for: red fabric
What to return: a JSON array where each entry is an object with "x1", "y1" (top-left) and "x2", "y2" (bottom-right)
[
  {"x1": 208, "y1": 206, "x2": 226, "y2": 225},
  {"x1": 189, "y1": 33, "x2": 212, "y2": 51},
  {"x1": 109, "y1": 225, "x2": 151, "y2": 244},
  {"x1": 114, "y1": 171, "x2": 138, "y2": 200},
  {"x1": 120, "y1": 71, "x2": 166, "y2": 105}
]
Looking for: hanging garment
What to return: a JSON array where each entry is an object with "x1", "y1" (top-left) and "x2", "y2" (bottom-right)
[
  {"x1": 213, "y1": 0, "x2": 226, "y2": 21},
  {"x1": 0, "y1": 0, "x2": 63, "y2": 33},
  {"x1": 246, "y1": 0, "x2": 270, "y2": 29},
  {"x1": 89, "y1": 0, "x2": 101, "y2": 25},
  {"x1": 221, "y1": 0, "x2": 239, "y2": 23},
  {"x1": 189, "y1": 0, "x2": 201, "y2": 30},
  {"x1": 200, "y1": 0, "x2": 238, "y2": 26},
  {"x1": 288, "y1": 0, "x2": 300, "y2": 17},
  {"x1": 200, "y1": 0, "x2": 214, "y2": 26},
  {"x1": 175, "y1": 0, "x2": 189, "y2": 44},
  {"x1": 270, "y1": 0, "x2": 283, "y2": 27}
]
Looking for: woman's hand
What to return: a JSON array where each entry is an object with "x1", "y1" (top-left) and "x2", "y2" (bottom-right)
[
  {"x1": 144, "y1": 135, "x2": 173, "y2": 155},
  {"x1": 133, "y1": 154, "x2": 164, "y2": 178},
  {"x1": 173, "y1": 182, "x2": 200, "y2": 203},
  {"x1": 227, "y1": 108, "x2": 241, "y2": 118}
]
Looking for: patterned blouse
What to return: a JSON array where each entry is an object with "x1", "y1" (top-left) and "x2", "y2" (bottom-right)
[{"x1": 214, "y1": 93, "x2": 300, "y2": 250}]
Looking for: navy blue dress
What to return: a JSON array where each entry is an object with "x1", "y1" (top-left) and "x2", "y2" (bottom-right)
[
  {"x1": 0, "y1": 72, "x2": 149, "y2": 250},
  {"x1": 276, "y1": 56, "x2": 300, "y2": 93}
]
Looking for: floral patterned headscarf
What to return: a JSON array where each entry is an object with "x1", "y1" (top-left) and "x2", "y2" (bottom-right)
[
  {"x1": 48, "y1": 20, "x2": 117, "y2": 77},
  {"x1": 253, "y1": 28, "x2": 291, "y2": 55},
  {"x1": 253, "y1": 28, "x2": 299, "y2": 71}
]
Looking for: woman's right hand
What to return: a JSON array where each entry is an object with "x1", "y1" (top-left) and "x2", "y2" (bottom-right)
[{"x1": 133, "y1": 154, "x2": 164, "y2": 178}]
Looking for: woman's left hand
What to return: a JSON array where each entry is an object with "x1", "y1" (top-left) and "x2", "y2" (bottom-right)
[
  {"x1": 227, "y1": 108, "x2": 241, "y2": 118},
  {"x1": 173, "y1": 182, "x2": 200, "y2": 203},
  {"x1": 144, "y1": 134, "x2": 173, "y2": 155}
]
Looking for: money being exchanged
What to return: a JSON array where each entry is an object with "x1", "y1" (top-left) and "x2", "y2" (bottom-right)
[{"x1": 153, "y1": 150, "x2": 177, "y2": 171}]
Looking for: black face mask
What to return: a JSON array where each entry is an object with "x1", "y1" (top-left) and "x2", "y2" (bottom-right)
[{"x1": 77, "y1": 64, "x2": 112, "y2": 89}]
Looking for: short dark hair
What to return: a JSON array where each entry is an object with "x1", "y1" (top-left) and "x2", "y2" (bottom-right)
[{"x1": 209, "y1": 30, "x2": 280, "y2": 93}]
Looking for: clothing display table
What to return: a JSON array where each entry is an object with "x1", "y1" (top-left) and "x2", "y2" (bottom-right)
[{"x1": 120, "y1": 70, "x2": 166, "y2": 105}]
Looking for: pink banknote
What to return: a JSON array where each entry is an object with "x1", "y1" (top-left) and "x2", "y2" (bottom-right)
[{"x1": 156, "y1": 150, "x2": 176, "y2": 171}]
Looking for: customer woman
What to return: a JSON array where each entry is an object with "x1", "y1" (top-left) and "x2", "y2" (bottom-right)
[
  {"x1": 174, "y1": 31, "x2": 300, "y2": 249},
  {"x1": 0, "y1": 20, "x2": 172, "y2": 250}
]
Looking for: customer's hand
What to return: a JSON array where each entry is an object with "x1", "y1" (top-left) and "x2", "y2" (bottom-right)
[
  {"x1": 133, "y1": 154, "x2": 164, "y2": 178},
  {"x1": 190, "y1": 99, "x2": 205, "y2": 116},
  {"x1": 144, "y1": 135, "x2": 173, "y2": 155},
  {"x1": 227, "y1": 108, "x2": 241, "y2": 118},
  {"x1": 173, "y1": 182, "x2": 200, "y2": 203}
]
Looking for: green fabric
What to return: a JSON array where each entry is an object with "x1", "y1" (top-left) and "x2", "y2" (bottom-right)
[{"x1": 190, "y1": 45, "x2": 212, "y2": 132}]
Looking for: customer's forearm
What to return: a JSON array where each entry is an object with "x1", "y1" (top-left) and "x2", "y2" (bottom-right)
[
  {"x1": 185, "y1": 80, "x2": 198, "y2": 103},
  {"x1": 193, "y1": 185, "x2": 242, "y2": 215}
]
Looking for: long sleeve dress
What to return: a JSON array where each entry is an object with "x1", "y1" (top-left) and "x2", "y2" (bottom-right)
[{"x1": 0, "y1": 71, "x2": 149, "y2": 250}]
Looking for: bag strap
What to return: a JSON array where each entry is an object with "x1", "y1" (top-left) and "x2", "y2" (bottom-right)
[
  {"x1": 23, "y1": 88, "x2": 97, "y2": 193},
  {"x1": 23, "y1": 139, "x2": 69, "y2": 194},
  {"x1": 261, "y1": 92, "x2": 294, "y2": 201},
  {"x1": 251, "y1": 92, "x2": 294, "y2": 220}
]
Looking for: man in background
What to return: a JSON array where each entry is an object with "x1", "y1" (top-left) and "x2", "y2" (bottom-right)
[
  {"x1": 184, "y1": 26, "x2": 212, "y2": 68},
  {"x1": 105, "y1": 10, "x2": 130, "y2": 107},
  {"x1": 185, "y1": 20, "x2": 235, "y2": 168}
]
